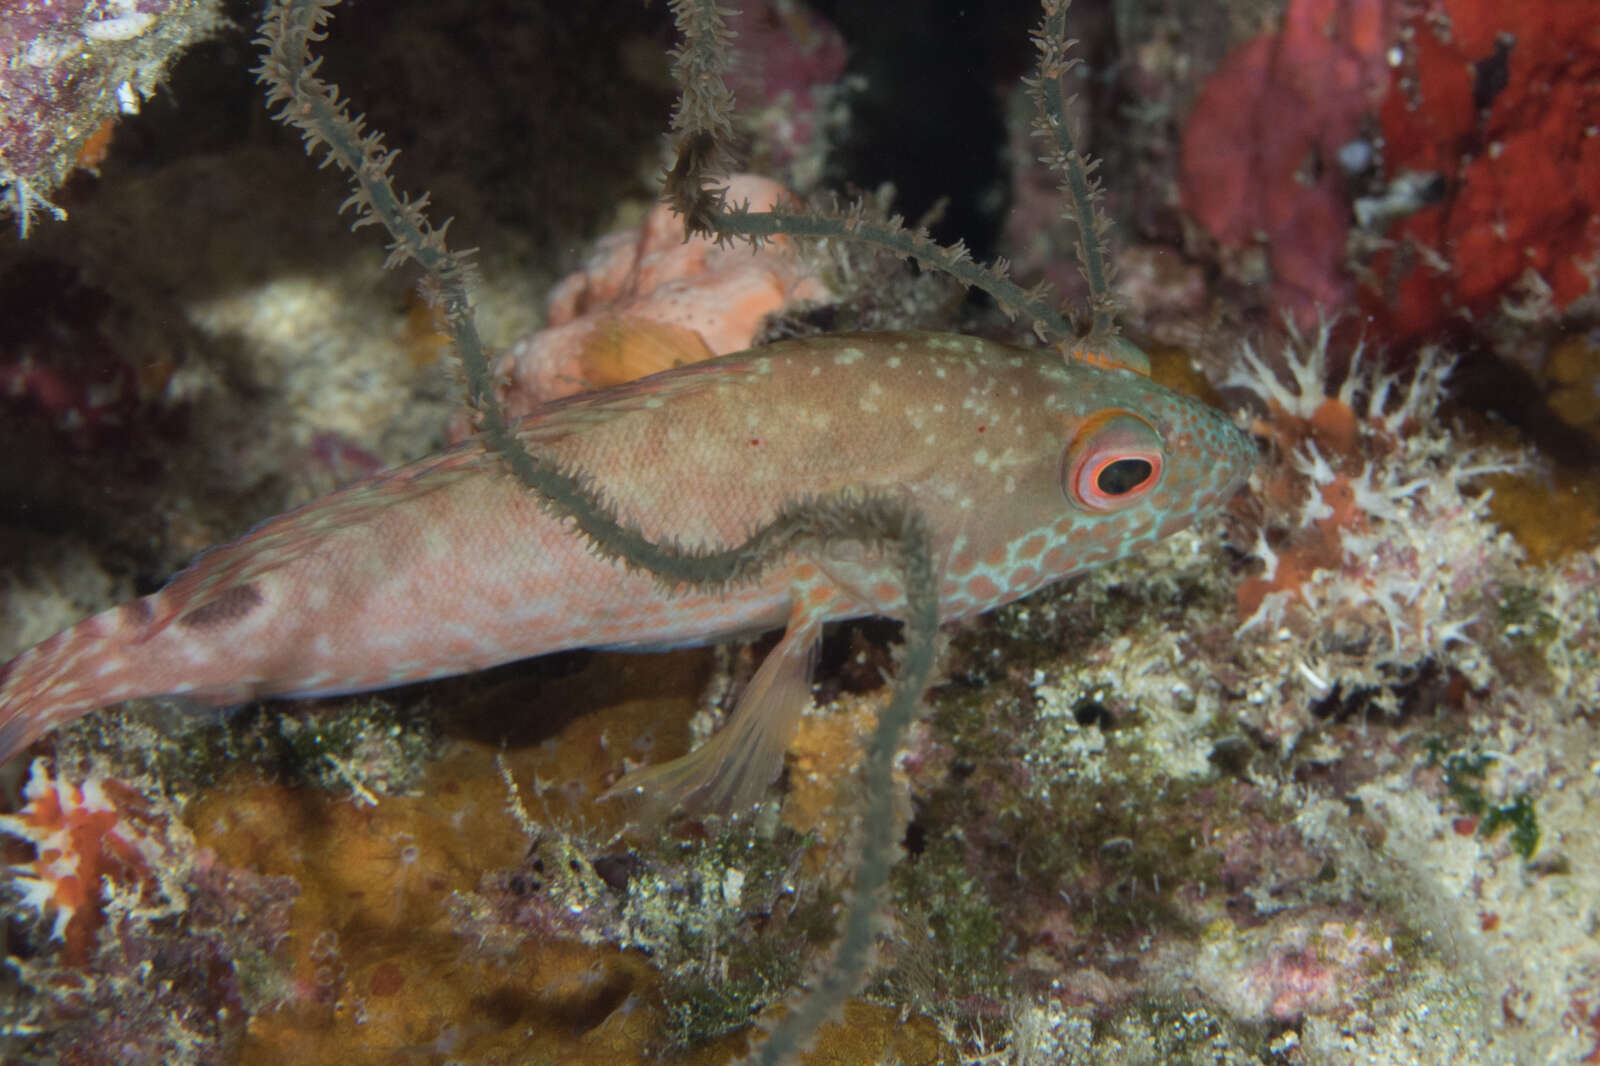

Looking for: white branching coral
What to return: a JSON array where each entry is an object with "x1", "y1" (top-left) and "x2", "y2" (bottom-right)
[
  {"x1": 1225, "y1": 316, "x2": 1456, "y2": 436},
  {"x1": 1228, "y1": 321, "x2": 1527, "y2": 739}
]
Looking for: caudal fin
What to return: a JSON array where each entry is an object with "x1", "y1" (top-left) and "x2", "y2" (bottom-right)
[{"x1": 0, "y1": 598, "x2": 161, "y2": 766}]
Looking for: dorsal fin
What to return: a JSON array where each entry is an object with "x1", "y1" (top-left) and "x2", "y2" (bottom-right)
[
  {"x1": 1067, "y1": 336, "x2": 1151, "y2": 376},
  {"x1": 509, "y1": 353, "x2": 759, "y2": 447}
]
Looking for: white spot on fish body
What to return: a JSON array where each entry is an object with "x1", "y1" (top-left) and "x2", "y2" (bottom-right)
[
  {"x1": 961, "y1": 393, "x2": 993, "y2": 416},
  {"x1": 887, "y1": 355, "x2": 902, "y2": 368},
  {"x1": 313, "y1": 634, "x2": 334, "y2": 656},
  {"x1": 372, "y1": 631, "x2": 411, "y2": 651},
  {"x1": 795, "y1": 407, "x2": 834, "y2": 430},
  {"x1": 179, "y1": 644, "x2": 213, "y2": 665},
  {"x1": 443, "y1": 621, "x2": 482, "y2": 642},
  {"x1": 834, "y1": 347, "x2": 865, "y2": 365},
  {"x1": 423, "y1": 528, "x2": 452, "y2": 558}
]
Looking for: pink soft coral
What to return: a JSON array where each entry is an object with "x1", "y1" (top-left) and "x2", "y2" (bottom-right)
[{"x1": 489, "y1": 174, "x2": 829, "y2": 419}]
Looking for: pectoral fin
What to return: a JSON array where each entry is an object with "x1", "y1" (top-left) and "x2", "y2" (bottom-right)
[{"x1": 602, "y1": 590, "x2": 834, "y2": 821}]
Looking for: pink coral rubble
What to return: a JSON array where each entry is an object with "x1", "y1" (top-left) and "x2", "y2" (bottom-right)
[
  {"x1": 1194, "y1": 914, "x2": 1395, "y2": 1022},
  {"x1": 490, "y1": 174, "x2": 829, "y2": 419}
]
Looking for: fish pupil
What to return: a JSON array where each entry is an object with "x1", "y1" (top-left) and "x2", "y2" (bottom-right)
[{"x1": 1097, "y1": 457, "x2": 1153, "y2": 495}]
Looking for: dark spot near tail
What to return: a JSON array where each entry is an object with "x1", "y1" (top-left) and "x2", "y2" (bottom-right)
[
  {"x1": 179, "y1": 584, "x2": 263, "y2": 630},
  {"x1": 120, "y1": 598, "x2": 155, "y2": 626}
]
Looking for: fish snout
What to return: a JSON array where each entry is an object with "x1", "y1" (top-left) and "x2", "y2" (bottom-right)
[{"x1": 1154, "y1": 395, "x2": 1256, "y2": 514}]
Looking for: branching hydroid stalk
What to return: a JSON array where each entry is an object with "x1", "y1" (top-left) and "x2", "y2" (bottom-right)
[{"x1": 1025, "y1": 0, "x2": 1119, "y2": 337}]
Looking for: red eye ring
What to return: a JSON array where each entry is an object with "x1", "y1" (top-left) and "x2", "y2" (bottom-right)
[{"x1": 1063, "y1": 411, "x2": 1164, "y2": 512}]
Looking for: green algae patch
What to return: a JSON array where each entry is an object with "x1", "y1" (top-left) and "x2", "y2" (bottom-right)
[
  {"x1": 886, "y1": 834, "x2": 1011, "y2": 1013},
  {"x1": 654, "y1": 839, "x2": 838, "y2": 1049},
  {"x1": 1426, "y1": 739, "x2": 1541, "y2": 860},
  {"x1": 1092, "y1": 997, "x2": 1288, "y2": 1064},
  {"x1": 1496, "y1": 584, "x2": 1562, "y2": 652}
]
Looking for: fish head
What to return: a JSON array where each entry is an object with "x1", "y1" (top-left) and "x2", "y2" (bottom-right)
[{"x1": 927, "y1": 336, "x2": 1256, "y2": 614}]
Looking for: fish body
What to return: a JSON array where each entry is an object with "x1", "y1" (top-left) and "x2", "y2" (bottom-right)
[{"x1": 0, "y1": 331, "x2": 1252, "y2": 810}]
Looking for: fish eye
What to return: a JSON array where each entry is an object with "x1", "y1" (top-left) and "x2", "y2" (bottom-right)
[
  {"x1": 1096, "y1": 457, "x2": 1155, "y2": 495},
  {"x1": 1063, "y1": 411, "x2": 1164, "y2": 512}
]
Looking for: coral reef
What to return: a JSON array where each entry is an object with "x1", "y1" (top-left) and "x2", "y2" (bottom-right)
[
  {"x1": 1171, "y1": 0, "x2": 1600, "y2": 355},
  {"x1": 3, "y1": 1, "x2": 1600, "y2": 1065},
  {"x1": 1226, "y1": 320, "x2": 1523, "y2": 752},
  {"x1": 0, "y1": 0, "x2": 225, "y2": 236}
]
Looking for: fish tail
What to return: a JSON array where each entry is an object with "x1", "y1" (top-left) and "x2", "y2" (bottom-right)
[{"x1": 0, "y1": 596, "x2": 162, "y2": 766}]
